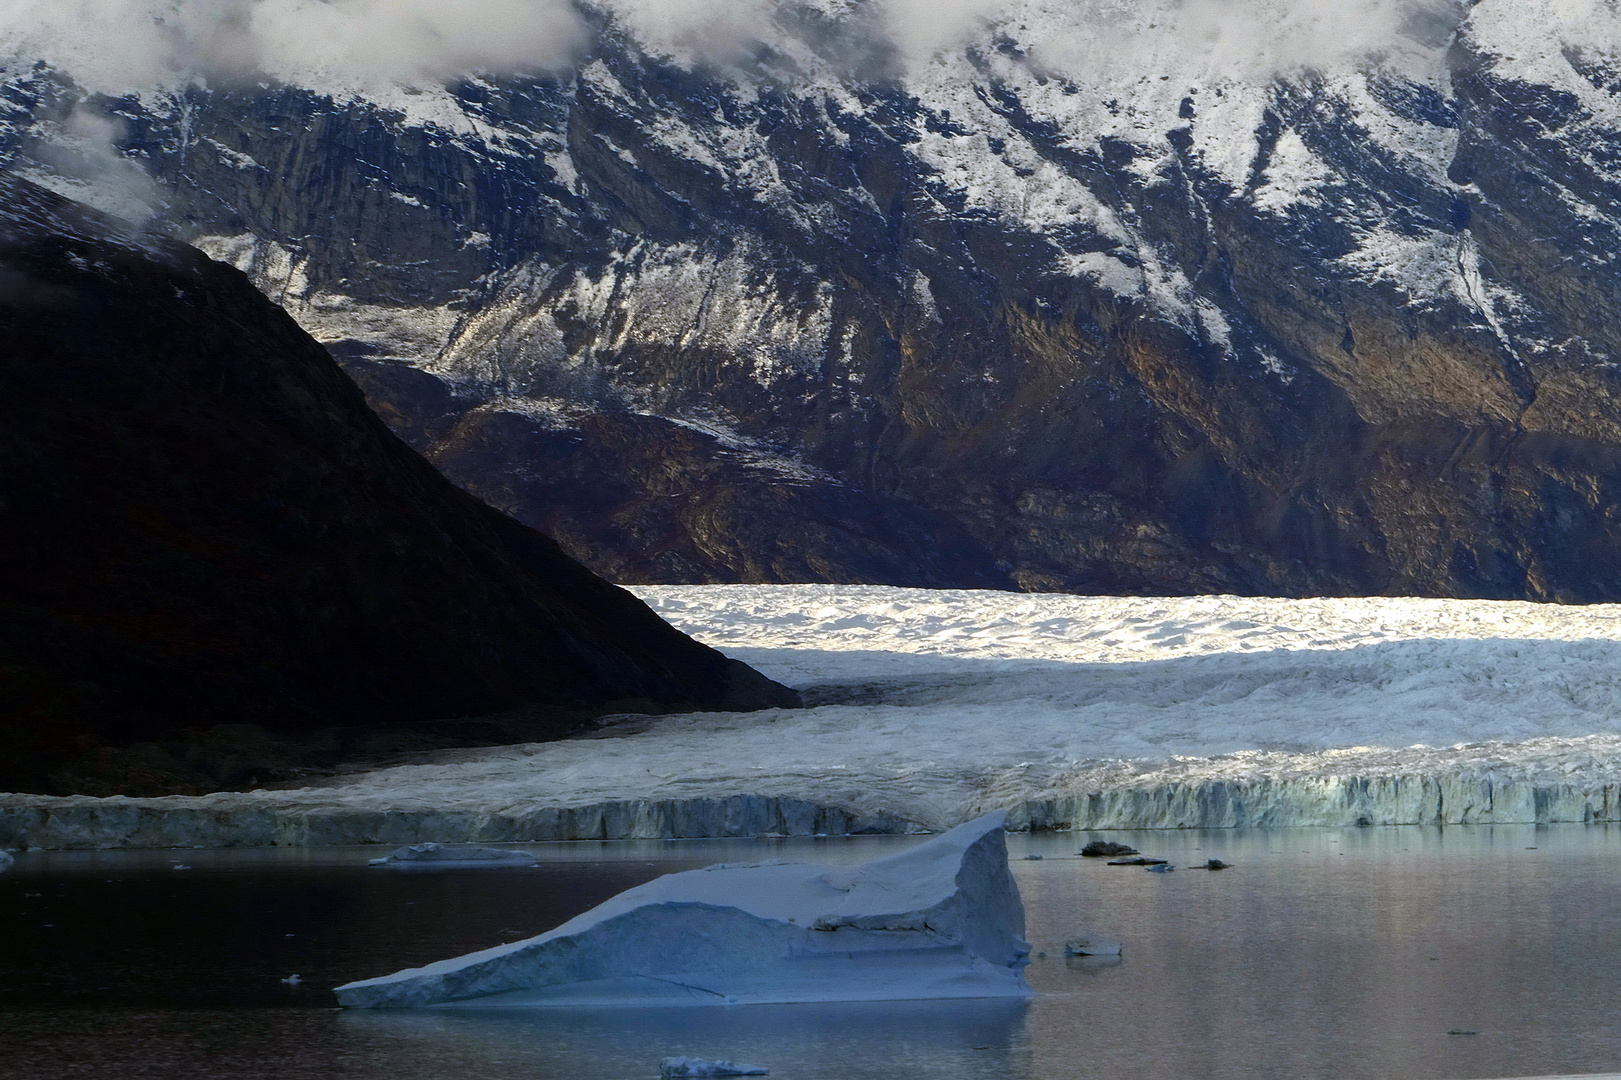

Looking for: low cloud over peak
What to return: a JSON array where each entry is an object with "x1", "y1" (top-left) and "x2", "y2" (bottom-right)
[{"x1": 0, "y1": 0, "x2": 1472, "y2": 97}]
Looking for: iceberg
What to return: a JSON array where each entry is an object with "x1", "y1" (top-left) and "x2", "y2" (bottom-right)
[
  {"x1": 369, "y1": 842, "x2": 536, "y2": 866},
  {"x1": 660, "y1": 1058, "x2": 769, "y2": 1077},
  {"x1": 1062, "y1": 935, "x2": 1121, "y2": 957},
  {"x1": 0, "y1": 850, "x2": 12, "y2": 872},
  {"x1": 335, "y1": 812, "x2": 1031, "y2": 1008}
]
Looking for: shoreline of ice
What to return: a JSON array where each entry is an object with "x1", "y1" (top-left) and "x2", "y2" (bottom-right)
[
  {"x1": 6, "y1": 587, "x2": 1621, "y2": 850},
  {"x1": 4, "y1": 764, "x2": 1617, "y2": 851}
]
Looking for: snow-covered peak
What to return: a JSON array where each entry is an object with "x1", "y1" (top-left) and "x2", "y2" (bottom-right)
[{"x1": 1462, "y1": 0, "x2": 1621, "y2": 132}]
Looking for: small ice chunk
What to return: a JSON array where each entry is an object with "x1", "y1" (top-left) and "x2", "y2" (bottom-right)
[
  {"x1": 660, "y1": 1058, "x2": 769, "y2": 1077},
  {"x1": 281, "y1": 974, "x2": 303, "y2": 986},
  {"x1": 336, "y1": 812, "x2": 1031, "y2": 1008},
  {"x1": 1064, "y1": 936, "x2": 1122, "y2": 957},
  {"x1": 375, "y1": 843, "x2": 536, "y2": 866}
]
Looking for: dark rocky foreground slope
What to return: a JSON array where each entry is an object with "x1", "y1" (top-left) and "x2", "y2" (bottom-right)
[{"x1": 0, "y1": 176, "x2": 795, "y2": 796}]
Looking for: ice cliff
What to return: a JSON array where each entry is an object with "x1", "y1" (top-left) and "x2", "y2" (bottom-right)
[{"x1": 334, "y1": 812, "x2": 1031, "y2": 1008}]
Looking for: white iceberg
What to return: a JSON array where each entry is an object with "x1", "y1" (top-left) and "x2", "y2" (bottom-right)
[
  {"x1": 660, "y1": 1058, "x2": 769, "y2": 1077},
  {"x1": 1063, "y1": 935, "x2": 1122, "y2": 957},
  {"x1": 335, "y1": 812, "x2": 1031, "y2": 1008},
  {"x1": 368, "y1": 842, "x2": 536, "y2": 866}
]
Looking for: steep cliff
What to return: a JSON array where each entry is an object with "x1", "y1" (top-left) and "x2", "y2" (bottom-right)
[
  {"x1": 0, "y1": 175, "x2": 795, "y2": 795},
  {"x1": 6, "y1": 0, "x2": 1621, "y2": 598}
]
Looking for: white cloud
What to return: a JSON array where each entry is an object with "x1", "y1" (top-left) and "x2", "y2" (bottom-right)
[
  {"x1": 1009, "y1": 0, "x2": 1465, "y2": 86},
  {"x1": 0, "y1": 0, "x2": 587, "y2": 94},
  {"x1": 18, "y1": 103, "x2": 165, "y2": 224},
  {"x1": 0, "y1": 0, "x2": 1475, "y2": 95}
]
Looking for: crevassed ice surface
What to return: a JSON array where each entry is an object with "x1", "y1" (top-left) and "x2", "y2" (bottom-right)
[{"x1": 4, "y1": 587, "x2": 1621, "y2": 847}]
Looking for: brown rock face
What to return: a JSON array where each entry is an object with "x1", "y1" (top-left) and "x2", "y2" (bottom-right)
[
  {"x1": 10, "y1": 4, "x2": 1621, "y2": 600},
  {"x1": 0, "y1": 177, "x2": 796, "y2": 795}
]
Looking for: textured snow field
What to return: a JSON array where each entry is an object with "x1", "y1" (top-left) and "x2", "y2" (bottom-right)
[{"x1": 5, "y1": 586, "x2": 1621, "y2": 849}]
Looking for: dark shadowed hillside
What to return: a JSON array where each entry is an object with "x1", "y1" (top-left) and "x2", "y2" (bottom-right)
[{"x1": 0, "y1": 176, "x2": 795, "y2": 796}]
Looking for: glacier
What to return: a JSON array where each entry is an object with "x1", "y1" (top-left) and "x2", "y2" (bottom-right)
[
  {"x1": 333, "y1": 812, "x2": 1031, "y2": 1008},
  {"x1": 4, "y1": 587, "x2": 1621, "y2": 849}
]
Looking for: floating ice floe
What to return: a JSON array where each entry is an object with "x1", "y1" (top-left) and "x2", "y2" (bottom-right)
[
  {"x1": 335, "y1": 812, "x2": 1031, "y2": 1008},
  {"x1": 660, "y1": 1058, "x2": 769, "y2": 1077},
  {"x1": 367, "y1": 843, "x2": 536, "y2": 867},
  {"x1": 1063, "y1": 936, "x2": 1122, "y2": 957}
]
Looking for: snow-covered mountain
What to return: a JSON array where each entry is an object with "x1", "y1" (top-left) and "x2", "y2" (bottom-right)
[{"x1": 7, "y1": 0, "x2": 1621, "y2": 598}]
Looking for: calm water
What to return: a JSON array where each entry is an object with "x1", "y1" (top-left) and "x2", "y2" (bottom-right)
[{"x1": 2, "y1": 826, "x2": 1619, "y2": 1080}]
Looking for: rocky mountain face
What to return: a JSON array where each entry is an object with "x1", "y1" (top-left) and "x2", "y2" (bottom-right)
[
  {"x1": 6, "y1": 0, "x2": 1621, "y2": 599},
  {"x1": 0, "y1": 175, "x2": 794, "y2": 795}
]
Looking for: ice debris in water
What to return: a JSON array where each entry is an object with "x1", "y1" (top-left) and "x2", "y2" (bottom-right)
[
  {"x1": 660, "y1": 1058, "x2": 769, "y2": 1077},
  {"x1": 335, "y1": 812, "x2": 1031, "y2": 1008},
  {"x1": 368, "y1": 842, "x2": 536, "y2": 866},
  {"x1": 1079, "y1": 841, "x2": 1138, "y2": 858},
  {"x1": 1063, "y1": 936, "x2": 1122, "y2": 957}
]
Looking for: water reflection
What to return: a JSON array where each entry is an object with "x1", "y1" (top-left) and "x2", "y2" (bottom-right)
[
  {"x1": 2, "y1": 825, "x2": 1619, "y2": 1080},
  {"x1": 1013, "y1": 823, "x2": 1621, "y2": 1080},
  {"x1": 342, "y1": 999, "x2": 1032, "y2": 1080}
]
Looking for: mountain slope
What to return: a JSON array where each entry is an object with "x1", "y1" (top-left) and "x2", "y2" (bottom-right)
[
  {"x1": 7, "y1": 0, "x2": 1621, "y2": 598},
  {"x1": 0, "y1": 175, "x2": 795, "y2": 795}
]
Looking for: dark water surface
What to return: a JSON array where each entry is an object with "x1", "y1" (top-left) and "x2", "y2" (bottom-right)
[{"x1": 2, "y1": 826, "x2": 1619, "y2": 1080}]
